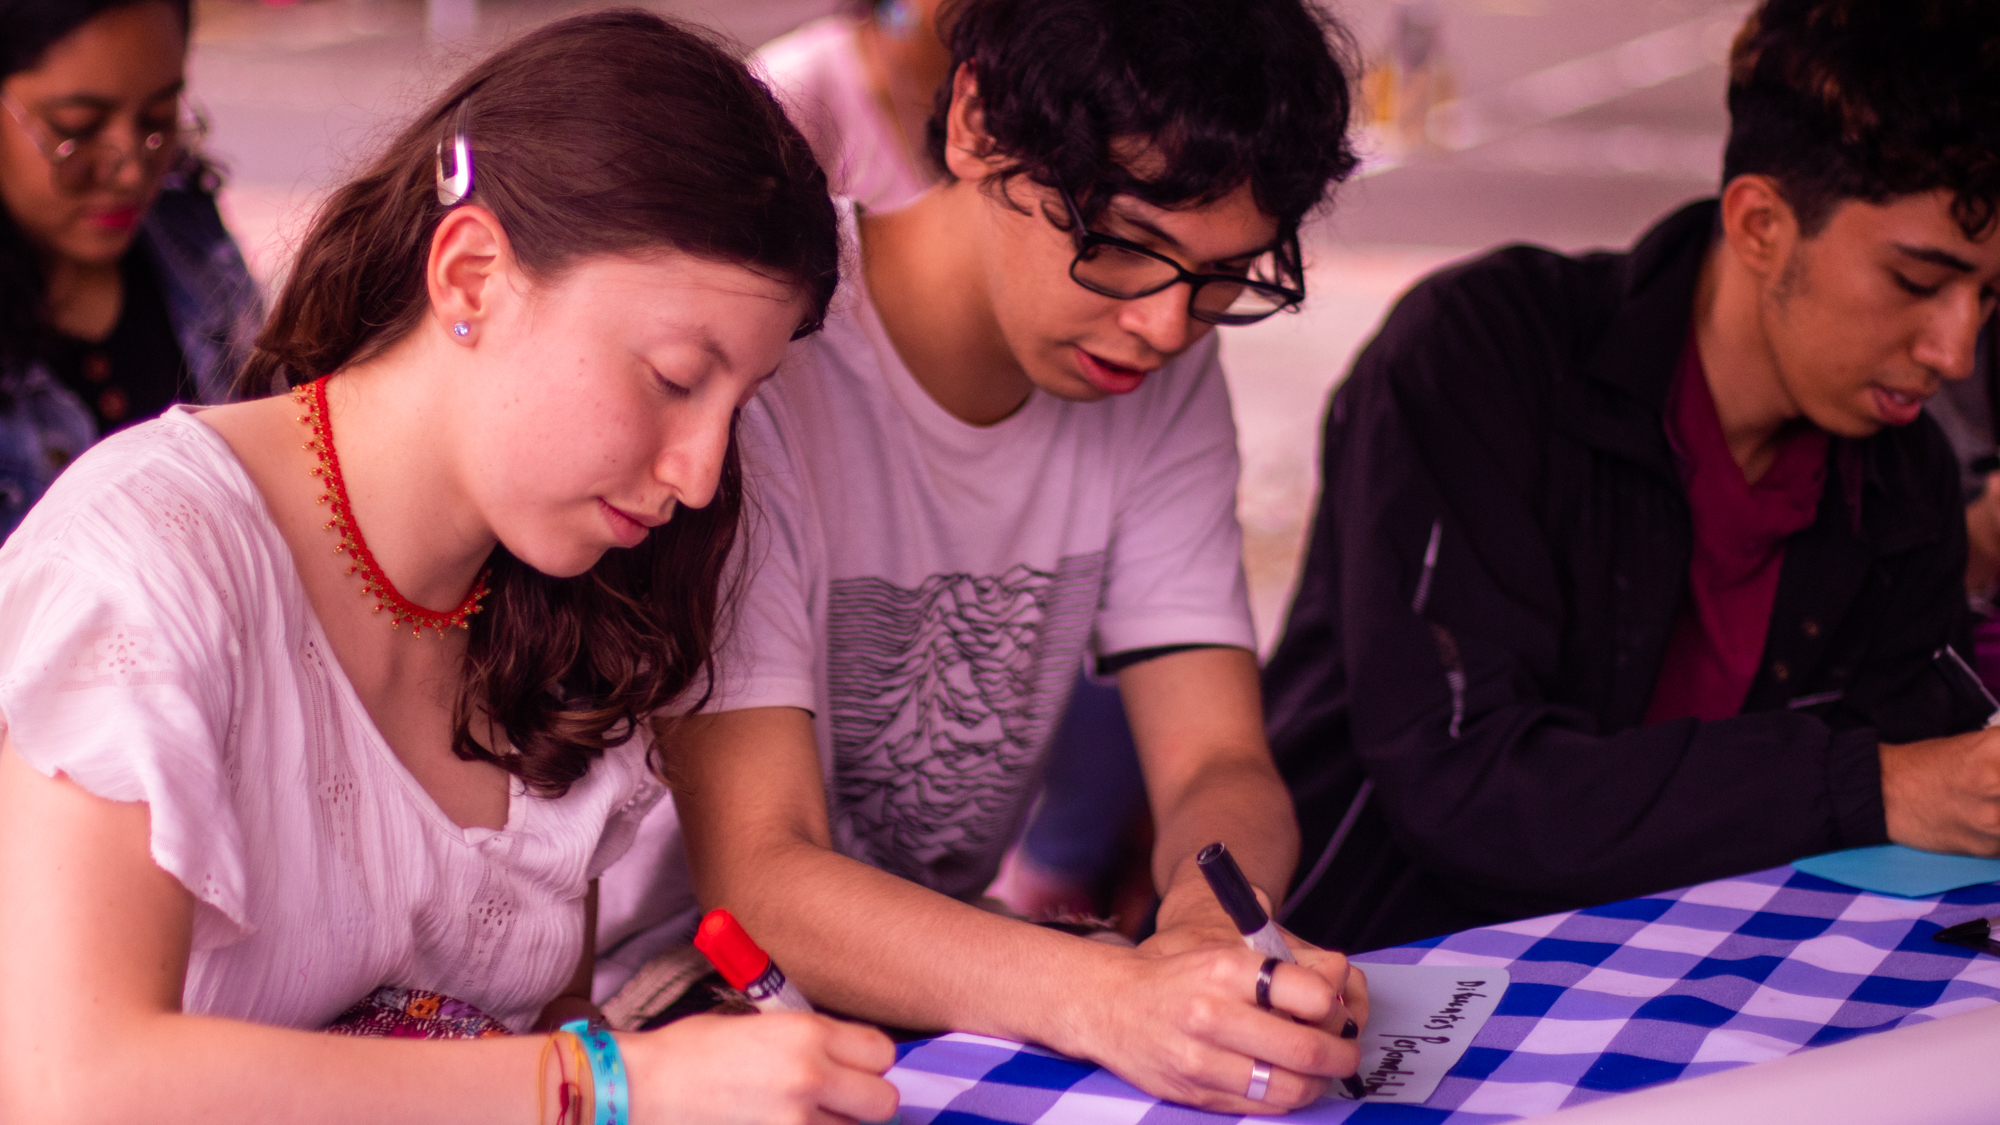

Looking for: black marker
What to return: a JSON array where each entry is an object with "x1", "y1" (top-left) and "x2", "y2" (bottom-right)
[
  {"x1": 1198, "y1": 842, "x2": 1368, "y2": 1100},
  {"x1": 1933, "y1": 915, "x2": 2000, "y2": 957},
  {"x1": 1934, "y1": 646, "x2": 2000, "y2": 728},
  {"x1": 1198, "y1": 842, "x2": 1293, "y2": 961}
]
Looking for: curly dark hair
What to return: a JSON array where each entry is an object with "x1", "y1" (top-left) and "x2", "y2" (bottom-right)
[
  {"x1": 242, "y1": 10, "x2": 838, "y2": 796},
  {"x1": 1723, "y1": 0, "x2": 2000, "y2": 240},
  {"x1": 925, "y1": 0, "x2": 1358, "y2": 290}
]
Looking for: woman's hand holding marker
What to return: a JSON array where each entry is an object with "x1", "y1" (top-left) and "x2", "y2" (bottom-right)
[
  {"x1": 698, "y1": 909, "x2": 814, "y2": 1012},
  {"x1": 680, "y1": 908, "x2": 902, "y2": 1125},
  {"x1": 618, "y1": 1012, "x2": 900, "y2": 1125}
]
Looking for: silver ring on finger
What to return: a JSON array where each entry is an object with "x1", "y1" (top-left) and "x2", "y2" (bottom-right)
[
  {"x1": 1255, "y1": 956, "x2": 1281, "y2": 1010},
  {"x1": 1246, "y1": 1059, "x2": 1273, "y2": 1102}
]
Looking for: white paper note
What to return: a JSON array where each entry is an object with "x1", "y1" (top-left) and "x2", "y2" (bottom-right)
[{"x1": 1340, "y1": 963, "x2": 1508, "y2": 1104}]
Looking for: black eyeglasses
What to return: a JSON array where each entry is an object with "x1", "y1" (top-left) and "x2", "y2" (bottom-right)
[{"x1": 1054, "y1": 187, "x2": 1304, "y2": 326}]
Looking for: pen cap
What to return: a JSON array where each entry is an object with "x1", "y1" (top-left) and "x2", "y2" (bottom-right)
[
  {"x1": 694, "y1": 908, "x2": 773, "y2": 990},
  {"x1": 1196, "y1": 842, "x2": 1269, "y2": 935}
]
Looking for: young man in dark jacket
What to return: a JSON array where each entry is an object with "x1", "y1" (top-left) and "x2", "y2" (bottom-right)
[{"x1": 1268, "y1": 0, "x2": 2000, "y2": 953}]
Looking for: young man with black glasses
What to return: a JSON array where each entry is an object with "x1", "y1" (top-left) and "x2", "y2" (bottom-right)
[
  {"x1": 1267, "y1": 0, "x2": 2000, "y2": 954},
  {"x1": 596, "y1": 0, "x2": 1365, "y2": 1111}
]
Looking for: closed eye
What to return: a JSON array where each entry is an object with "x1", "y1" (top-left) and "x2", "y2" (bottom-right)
[
  {"x1": 1892, "y1": 271, "x2": 1942, "y2": 299},
  {"x1": 651, "y1": 368, "x2": 693, "y2": 398}
]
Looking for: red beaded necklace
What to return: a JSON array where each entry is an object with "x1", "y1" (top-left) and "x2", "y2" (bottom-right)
[{"x1": 295, "y1": 376, "x2": 490, "y2": 638}]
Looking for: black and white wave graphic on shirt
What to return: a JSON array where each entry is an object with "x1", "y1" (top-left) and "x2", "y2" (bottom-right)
[{"x1": 826, "y1": 552, "x2": 1105, "y2": 898}]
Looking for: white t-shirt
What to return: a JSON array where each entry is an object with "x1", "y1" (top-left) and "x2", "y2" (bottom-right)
[
  {"x1": 0, "y1": 408, "x2": 664, "y2": 1032},
  {"x1": 753, "y1": 17, "x2": 933, "y2": 213},
  {"x1": 595, "y1": 206, "x2": 1252, "y2": 969}
]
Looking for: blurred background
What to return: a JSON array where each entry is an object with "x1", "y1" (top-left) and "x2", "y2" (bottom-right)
[{"x1": 192, "y1": 0, "x2": 1749, "y2": 646}]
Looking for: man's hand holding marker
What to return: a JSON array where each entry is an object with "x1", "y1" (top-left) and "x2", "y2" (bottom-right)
[{"x1": 1198, "y1": 842, "x2": 1372, "y2": 1102}]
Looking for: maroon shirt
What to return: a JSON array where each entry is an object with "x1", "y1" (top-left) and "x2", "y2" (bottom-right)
[{"x1": 1645, "y1": 337, "x2": 1829, "y2": 723}]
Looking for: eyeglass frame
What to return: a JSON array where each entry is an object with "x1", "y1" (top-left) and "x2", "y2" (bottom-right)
[
  {"x1": 0, "y1": 90, "x2": 207, "y2": 192},
  {"x1": 1053, "y1": 186, "x2": 1305, "y2": 326}
]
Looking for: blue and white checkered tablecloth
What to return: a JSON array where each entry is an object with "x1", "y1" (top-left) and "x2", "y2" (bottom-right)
[{"x1": 885, "y1": 864, "x2": 2000, "y2": 1124}]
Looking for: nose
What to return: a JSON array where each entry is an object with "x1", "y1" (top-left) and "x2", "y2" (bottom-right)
[
  {"x1": 655, "y1": 402, "x2": 734, "y2": 511},
  {"x1": 1115, "y1": 284, "x2": 1205, "y2": 358},
  {"x1": 98, "y1": 121, "x2": 152, "y2": 193},
  {"x1": 1913, "y1": 288, "x2": 1985, "y2": 382}
]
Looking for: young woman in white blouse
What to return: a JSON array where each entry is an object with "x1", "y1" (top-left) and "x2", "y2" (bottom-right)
[{"x1": 0, "y1": 11, "x2": 896, "y2": 1124}]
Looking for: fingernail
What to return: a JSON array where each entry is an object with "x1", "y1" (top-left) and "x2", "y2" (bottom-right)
[{"x1": 1341, "y1": 1019, "x2": 1358, "y2": 1039}]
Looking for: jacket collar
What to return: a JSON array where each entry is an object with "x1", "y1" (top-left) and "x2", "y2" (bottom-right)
[{"x1": 1566, "y1": 198, "x2": 1716, "y2": 480}]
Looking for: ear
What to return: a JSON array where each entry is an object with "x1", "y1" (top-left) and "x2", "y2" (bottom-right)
[
  {"x1": 425, "y1": 205, "x2": 512, "y2": 341},
  {"x1": 1717, "y1": 174, "x2": 1799, "y2": 281},
  {"x1": 941, "y1": 64, "x2": 1004, "y2": 183}
]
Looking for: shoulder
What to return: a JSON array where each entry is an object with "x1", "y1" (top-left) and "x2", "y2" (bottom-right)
[
  {"x1": 751, "y1": 17, "x2": 866, "y2": 157},
  {"x1": 1340, "y1": 240, "x2": 1636, "y2": 441},
  {"x1": 1372, "y1": 242, "x2": 1623, "y2": 372},
  {"x1": 758, "y1": 221, "x2": 883, "y2": 417},
  {"x1": 1, "y1": 410, "x2": 272, "y2": 592},
  {"x1": 752, "y1": 16, "x2": 859, "y2": 89}
]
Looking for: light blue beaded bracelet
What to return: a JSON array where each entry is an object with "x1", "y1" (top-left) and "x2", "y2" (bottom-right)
[{"x1": 560, "y1": 1019, "x2": 630, "y2": 1125}]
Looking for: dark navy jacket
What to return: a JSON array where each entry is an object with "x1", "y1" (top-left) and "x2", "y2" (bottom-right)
[
  {"x1": 0, "y1": 174, "x2": 260, "y2": 539},
  {"x1": 1266, "y1": 200, "x2": 1983, "y2": 953}
]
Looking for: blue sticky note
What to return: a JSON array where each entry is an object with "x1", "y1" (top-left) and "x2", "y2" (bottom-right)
[{"x1": 1793, "y1": 845, "x2": 2000, "y2": 897}]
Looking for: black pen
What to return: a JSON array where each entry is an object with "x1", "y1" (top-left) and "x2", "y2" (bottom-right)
[
  {"x1": 1933, "y1": 915, "x2": 2000, "y2": 956},
  {"x1": 1198, "y1": 842, "x2": 1369, "y2": 1100},
  {"x1": 1933, "y1": 646, "x2": 2000, "y2": 727}
]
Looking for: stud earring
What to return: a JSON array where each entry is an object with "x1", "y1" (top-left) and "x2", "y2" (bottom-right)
[{"x1": 452, "y1": 321, "x2": 471, "y2": 339}]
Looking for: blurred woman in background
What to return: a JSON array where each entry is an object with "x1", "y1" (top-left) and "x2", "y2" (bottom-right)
[
  {"x1": 752, "y1": 0, "x2": 951, "y2": 213},
  {"x1": 0, "y1": 0, "x2": 259, "y2": 540}
]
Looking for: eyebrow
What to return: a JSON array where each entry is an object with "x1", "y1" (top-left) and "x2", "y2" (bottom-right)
[
  {"x1": 693, "y1": 329, "x2": 731, "y2": 369},
  {"x1": 39, "y1": 80, "x2": 186, "y2": 112},
  {"x1": 1102, "y1": 202, "x2": 1277, "y2": 265},
  {"x1": 1892, "y1": 243, "x2": 1978, "y2": 273}
]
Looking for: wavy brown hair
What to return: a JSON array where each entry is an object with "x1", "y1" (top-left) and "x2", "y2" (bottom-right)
[{"x1": 239, "y1": 9, "x2": 838, "y2": 796}]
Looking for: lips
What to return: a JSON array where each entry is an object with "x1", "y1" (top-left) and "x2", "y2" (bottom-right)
[
  {"x1": 1074, "y1": 348, "x2": 1154, "y2": 396},
  {"x1": 1870, "y1": 384, "x2": 1928, "y2": 428},
  {"x1": 599, "y1": 499, "x2": 655, "y2": 548},
  {"x1": 88, "y1": 205, "x2": 141, "y2": 233}
]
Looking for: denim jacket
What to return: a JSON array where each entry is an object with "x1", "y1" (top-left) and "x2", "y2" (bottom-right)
[{"x1": 0, "y1": 174, "x2": 261, "y2": 539}]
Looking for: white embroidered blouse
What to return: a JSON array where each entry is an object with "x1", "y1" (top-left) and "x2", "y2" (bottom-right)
[{"x1": 0, "y1": 407, "x2": 664, "y2": 1031}]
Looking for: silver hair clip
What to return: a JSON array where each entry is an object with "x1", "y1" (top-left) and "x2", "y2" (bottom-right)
[{"x1": 435, "y1": 103, "x2": 474, "y2": 207}]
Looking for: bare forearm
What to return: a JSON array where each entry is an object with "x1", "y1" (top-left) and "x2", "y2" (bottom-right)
[
  {"x1": 670, "y1": 706, "x2": 1358, "y2": 1111},
  {"x1": 1152, "y1": 755, "x2": 1299, "y2": 931},
  {"x1": 1154, "y1": 755, "x2": 1298, "y2": 896},
  {"x1": 25, "y1": 1016, "x2": 544, "y2": 1125},
  {"x1": 714, "y1": 833, "x2": 1126, "y2": 1054},
  {"x1": 1117, "y1": 648, "x2": 1299, "y2": 931}
]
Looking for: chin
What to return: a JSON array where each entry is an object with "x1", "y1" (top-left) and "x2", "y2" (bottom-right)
[
  {"x1": 1808, "y1": 405, "x2": 1884, "y2": 440},
  {"x1": 1032, "y1": 363, "x2": 1106, "y2": 404},
  {"x1": 62, "y1": 234, "x2": 135, "y2": 267},
  {"x1": 502, "y1": 539, "x2": 607, "y2": 580}
]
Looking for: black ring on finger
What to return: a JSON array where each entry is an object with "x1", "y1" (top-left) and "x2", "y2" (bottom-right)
[{"x1": 1255, "y1": 956, "x2": 1281, "y2": 1011}]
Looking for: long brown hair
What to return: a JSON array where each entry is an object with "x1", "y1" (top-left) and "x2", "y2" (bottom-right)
[{"x1": 241, "y1": 9, "x2": 839, "y2": 795}]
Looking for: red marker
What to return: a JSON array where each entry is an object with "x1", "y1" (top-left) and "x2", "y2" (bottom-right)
[{"x1": 694, "y1": 909, "x2": 811, "y2": 1013}]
